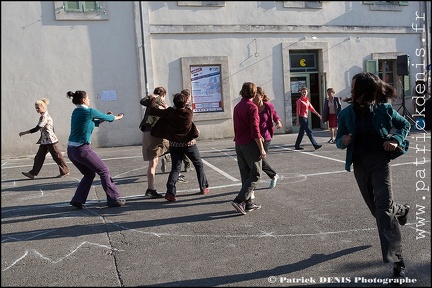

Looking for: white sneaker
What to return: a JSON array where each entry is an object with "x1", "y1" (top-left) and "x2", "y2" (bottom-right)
[{"x1": 269, "y1": 174, "x2": 280, "y2": 189}]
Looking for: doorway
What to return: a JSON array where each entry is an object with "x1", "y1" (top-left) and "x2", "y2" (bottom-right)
[{"x1": 290, "y1": 73, "x2": 321, "y2": 132}]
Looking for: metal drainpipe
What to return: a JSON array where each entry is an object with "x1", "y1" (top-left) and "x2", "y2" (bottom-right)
[{"x1": 139, "y1": 1, "x2": 149, "y2": 96}]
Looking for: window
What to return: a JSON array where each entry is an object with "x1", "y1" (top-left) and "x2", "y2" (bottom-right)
[
  {"x1": 363, "y1": 1, "x2": 409, "y2": 11},
  {"x1": 54, "y1": 1, "x2": 109, "y2": 21},
  {"x1": 289, "y1": 51, "x2": 318, "y2": 72},
  {"x1": 379, "y1": 60, "x2": 396, "y2": 87},
  {"x1": 366, "y1": 56, "x2": 410, "y2": 97},
  {"x1": 283, "y1": 1, "x2": 323, "y2": 9},
  {"x1": 177, "y1": 1, "x2": 225, "y2": 7}
]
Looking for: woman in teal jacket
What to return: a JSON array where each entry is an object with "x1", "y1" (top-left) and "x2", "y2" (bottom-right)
[
  {"x1": 336, "y1": 72, "x2": 410, "y2": 280},
  {"x1": 67, "y1": 90, "x2": 126, "y2": 209}
]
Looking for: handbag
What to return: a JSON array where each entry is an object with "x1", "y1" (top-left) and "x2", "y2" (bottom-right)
[{"x1": 390, "y1": 139, "x2": 409, "y2": 160}]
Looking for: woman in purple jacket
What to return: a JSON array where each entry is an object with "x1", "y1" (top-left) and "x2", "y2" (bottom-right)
[{"x1": 253, "y1": 87, "x2": 282, "y2": 189}]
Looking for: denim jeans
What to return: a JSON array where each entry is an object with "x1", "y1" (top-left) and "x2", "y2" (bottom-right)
[
  {"x1": 295, "y1": 116, "x2": 318, "y2": 148},
  {"x1": 67, "y1": 144, "x2": 121, "y2": 204},
  {"x1": 166, "y1": 144, "x2": 208, "y2": 196}
]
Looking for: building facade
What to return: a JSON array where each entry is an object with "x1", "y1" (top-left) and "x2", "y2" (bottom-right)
[{"x1": 1, "y1": 1, "x2": 430, "y2": 157}]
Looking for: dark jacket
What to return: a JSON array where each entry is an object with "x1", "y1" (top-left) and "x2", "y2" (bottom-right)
[
  {"x1": 336, "y1": 103, "x2": 410, "y2": 171},
  {"x1": 139, "y1": 95, "x2": 165, "y2": 132},
  {"x1": 322, "y1": 96, "x2": 342, "y2": 122},
  {"x1": 148, "y1": 102, "x2": 199, "y2": 143}
]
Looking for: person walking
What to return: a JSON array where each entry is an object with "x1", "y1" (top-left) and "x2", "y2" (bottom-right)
[
  {"x1": 294, "y1": 87, "x2": 322, "y2": 150},
  {"x1": 19, "y1": 98, "x2": 69, "y2": 179},
  {"x1": 322, "y1": 87, "x2": 342, "y2": 144},
  {"x1": 66, "y1": 90, "x2": 125, "y2": 208},
  {"x1": 139, "y1": 86, "x2": 171, "y2": 198},
  {"x1": 149, "y1": 90, "x2": 209, "y2": 202},
  {"x1": 231, "y1": 82, "x2": 266, "y2": 215},
  {"x1": 253, "y1": 87, "x2": 282, "y2": 189},
  {"x1": 336, "y1": 72, "x2": 410, "y2": 280}
]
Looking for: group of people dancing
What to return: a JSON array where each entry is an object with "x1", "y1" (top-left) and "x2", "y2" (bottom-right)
[{"x1": 18, "y1": 72, "x2": 411, "y2": 281}]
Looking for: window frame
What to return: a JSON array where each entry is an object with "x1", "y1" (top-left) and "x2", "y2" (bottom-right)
[{"x1": 54, "y1": 1, "x2": 109, "y2": 21}]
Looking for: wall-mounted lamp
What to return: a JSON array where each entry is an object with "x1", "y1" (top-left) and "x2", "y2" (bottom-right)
[
  {"x1": 356, "y1": 36, "x2": 361, "y2": 40},
  {"x1": 311, "y1": 35, "x2": 318, "y2": 40}
]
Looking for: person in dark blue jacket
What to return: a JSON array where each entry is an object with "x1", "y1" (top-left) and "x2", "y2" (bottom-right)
[
  {"x1": 336, "y1": 72, "x2": 410, "y2": 280},
  {"x1": 322, "y1": 87, "x2": 342, "y2": 144}
]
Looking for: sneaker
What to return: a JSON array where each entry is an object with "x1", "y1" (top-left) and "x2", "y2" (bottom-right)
[
  {"x1": 393, "y1": 261, "x2": 406, "y2": 279},
  {"x1": 313, "y1": 144, "x2": 322, "y2": 150},
  {"x1": 145, "y1": 189, "x2": 163, "y2": 198},
  {"x1": 164, "y1": 193, "x2": 177, "y2": 202},
  {"x1": 184, "y1": 163, "x2": 195, "y2": 172},
  {"x1": 327, "y1": 139, "x2": 333, "y2": 143},
  {"x1": 107, "y1": 199, "x2": 126, "y2": 207},
  {"x1": 176, "y1": 174, "x2": 189, "y2": 183},
  {"x1": 70, "y1": 200, "x2": 84, "y2": 209},
  {"x1": 269, "y1": 174, "x2": 280, "y2": 189},
  {"x1": 161, "y1": 156, "x2": 167, "y2": 173},
  {"x1": 397, "y1": 205, "x2": 410, "y2": 226},
  {"x1": 231, "y1": 201, "x2": 246, "y2": 215},
  {"x1": 294, "y1": 146, "x2": 304, "y2": 150},
  {"x1": 56, "y1": 173, "x2": 70, "y2": 178},
  {"x1": 330, "y1": 139, "x2": 336, "y2": 144},
  {"x1": 22, "y1": 172, "x2": 35, "y2": 179},
  {"x1": 201, "y1": 188, "x2": 209, "y2": 195},
  {"x1": 245, "y1": 202, "x2": 262, "y2": 212}
]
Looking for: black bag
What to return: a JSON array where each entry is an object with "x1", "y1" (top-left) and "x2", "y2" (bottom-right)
[{"x1": 390, "y1": 139, "x2": 409, "y2": 160}]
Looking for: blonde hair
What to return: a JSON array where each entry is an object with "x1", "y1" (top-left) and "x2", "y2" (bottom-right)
[{"x1": 35, "y1": 98, "x2": 49, "y2": 108}]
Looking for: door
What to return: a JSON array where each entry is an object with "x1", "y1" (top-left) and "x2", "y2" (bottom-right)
[{"x1": 290, "y1": 74, "x2": 310, "y2": 133}]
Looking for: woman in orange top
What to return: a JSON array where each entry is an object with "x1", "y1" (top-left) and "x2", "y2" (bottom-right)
[{"x1": 294, "y1": 87, "x2": 322, "y2": 150}]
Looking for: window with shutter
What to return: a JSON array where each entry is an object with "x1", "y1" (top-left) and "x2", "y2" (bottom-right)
[{"x1": 54, "y1": 1, "x2": 109, "y2": 20}]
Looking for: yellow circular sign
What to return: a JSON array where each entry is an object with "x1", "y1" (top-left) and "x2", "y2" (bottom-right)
[{"x1": 300, "y1": 58, "x2": 306, "y2": 67}]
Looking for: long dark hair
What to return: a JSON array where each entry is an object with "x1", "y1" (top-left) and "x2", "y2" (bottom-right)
[{"x1": 345, "y1": 72, "x2": 396, "y2": 106}]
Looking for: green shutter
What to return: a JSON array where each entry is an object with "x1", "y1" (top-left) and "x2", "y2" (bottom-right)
[
  {"x1": 64, "y1": 1, "x2": 100, "y2": 12},
  {"x1": 363, "y1": 1, "x2": 375, "y2": 5},
  {"x1": 365, "y1": 59, "x2": 378, "y2": 75},
  {"x1": 84, "y1": 1, "x2": 100, "y2": 12},
  {"x1": 64, "y1": 2, "x2": 80, "y2": 12},
  {"x1": 399, "y1": 1, "x2": 409, "y2": 6},
  {"x1": 403, "y1": 75, "x2": 410, "y2": 97}
]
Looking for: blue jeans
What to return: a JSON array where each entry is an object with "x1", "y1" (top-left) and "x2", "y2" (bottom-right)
[
  {"x1": 295, "y1": 116, "x2": 318, "y2": 148},
  {"x1": 166, "y1": 144, "x2": 208, "y2": 196},
  {"x1": 234, "y1": 141, "x2": 262, "y2": 204},
  {"x1": 67, "y1": 144, "x2": 121, "y2": 204}
]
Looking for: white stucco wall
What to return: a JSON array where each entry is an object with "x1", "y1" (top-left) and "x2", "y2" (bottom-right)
[
  {"x1": 2, "y1": 1, "x2": 430, "y2": 158},
  {"x1": 1, "y1": 1, "x2": 143, "y2": 158},
  {"x1": 143, "y1": 1, "x2": 428, "y2": 136}
]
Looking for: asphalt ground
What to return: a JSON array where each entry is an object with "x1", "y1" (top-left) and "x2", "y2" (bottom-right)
[{"x1": 1, "y1": 130, "x2": 431, "y2": 287}]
